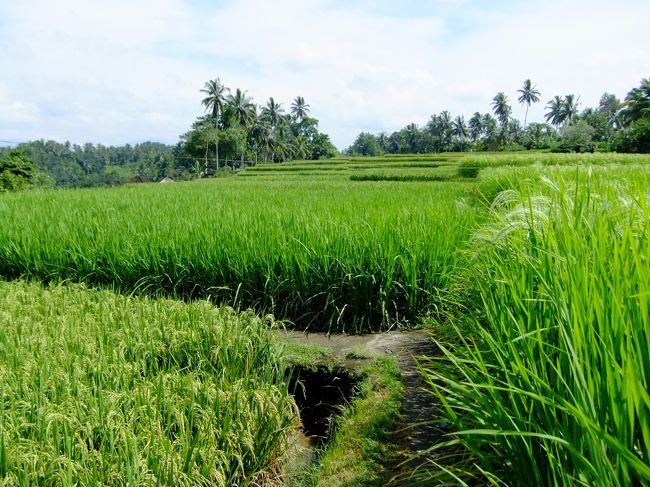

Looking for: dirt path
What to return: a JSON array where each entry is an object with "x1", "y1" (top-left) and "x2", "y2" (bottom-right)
[{"x1": 278, "y1": 330, "x2": 445, "y2": 485}]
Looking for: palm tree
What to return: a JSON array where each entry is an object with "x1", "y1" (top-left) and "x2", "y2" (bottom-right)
[
  {"x1": 437, "y1": 111, "x2": 453, "y2": 151},
  {"x1": 621, "y1": 78, "x2": 650, "y2": 126},
  {"x1": 492, "y1": 92, "x2": 511, "y2": 128},
  {"x1": 291, "y1": 96, "x2": 310, "y2": 121},
  {"x1": 468, "y1": 112, "x2": 484, "y2": 143},
  {"x1": 517, "y1": 79, "x2": 541, "y2": 130},
  {"x1": 293, "y1": 135, "x2": 309, "y2": 160},
  {"x1": 227, "y1": 89, "x2": 255, "y2": 128},
  {"x1": 561, "y1": 94, "x2": 580, "y2": 125},
  {"x1": 261, "y1": 97, "x2": 284, "y2": 130},
  {"x1": 200, "y1": 78, "x2": 229, "y2": 171},
  {"x1": 508, "y1": 118, "x2": 523, "y2": 144},
  {"x1": 545, "y1": 96, "x2": 566, "y2": 128},
  {"x1": 482, "y1": 113, "x2": 498, "y2": 150},
  {"x1": 405, "y1": 123, "x2": 421, "y2": 153},
  {"x1": 452, "y1": 116, "x2": 468, "y2": 151},
  {"x1": 248, "y1": 107, "x2": 270, "y2": 163}
]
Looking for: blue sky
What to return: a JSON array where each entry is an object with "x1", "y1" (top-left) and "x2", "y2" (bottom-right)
[{"x1": 0, "y1": 0, "x2": 648, "y2": 149}]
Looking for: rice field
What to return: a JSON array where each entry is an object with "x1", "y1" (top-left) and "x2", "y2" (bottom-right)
[
  {"x1": 0, "y1": 176, "x2": 477, "y2": 332},
  {"x1": 1, "y1": 151, "x2": 649, "y2": 485},
  {"x1": 0, "y1": 280, "x2": 294, "y2": 485}
]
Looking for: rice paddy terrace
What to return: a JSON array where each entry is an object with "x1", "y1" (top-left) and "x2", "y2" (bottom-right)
[{"x1": 1, "y1": 152, "x2": 649, "y2": 485}]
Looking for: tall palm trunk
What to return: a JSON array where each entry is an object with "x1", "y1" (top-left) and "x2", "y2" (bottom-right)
[
  {"x1": 523, "y1": 104, "x2": 529, "y2": 131},
  {"x1": 204, "y1": 149, "x2": 208, "y2": 176},
  {"x1": 215, "y1": 115, "x2": 219, "y2": 172}
]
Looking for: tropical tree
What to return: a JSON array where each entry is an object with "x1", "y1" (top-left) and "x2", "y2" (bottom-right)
[
  {"x1": 517, "y1": 79, "x2": 541, "y2": 130},
  {"x1": 347, "y1": 132, "x2": 383, "y2": 156},
  {"x1": 482, "y1": 113, "x2": 499, "y2": 150},
  {"x1": 261, "y1": 97, "x2": 284, "y2": 131},
  {"x1": 507, "y1": 118, "x2": 523, "y2": 145},
  {"x1": 545, "y1": 96, "x2": 566, "y2": 128},
  {"x1": 248, "y1": 108, "x2": 270, "y2": 163},
  {"x1": 226, "y1": 88, "x2": 255, "y2": 129},
  {"x1": 290, "y1": 96, "x2": 310, "y2": 121},
  {"x1": 523, "y1": 122, "x2": 557, "y2": 149},
  {"x1": 0, "y1": 150, "x2": 36, "y2": 191},
  {"x1": 293, "y1": 135, "x2": 310, "y2": 160},
  {"x1": 452, "y1": 116, "x2": 469, "y2": 151},
  {"x1": 491, "y1": 92, "x2": 511, "y2": 128},
  {"x1": 561, "y1": 94, "x2": 580, "y2": 126},
  {"x1": 620, "y1": 78, "x2": 650, "y2": 126},
  {"x1": 200, "y1": 78, "x2": 229, "y2": 170},
  {"x1": 468, "y1": 112, "x2": 484, "y2": 143}
]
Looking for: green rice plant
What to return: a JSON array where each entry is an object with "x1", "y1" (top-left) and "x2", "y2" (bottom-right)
[
  {"x1": 459, "y1": 151, "x2": 650, "y2": 169},
  {"x1": 420, "y1": 168, "x2": 650, "y2": 485},
  {"x1": 0, "y1": 179, "x2": 477, "y2": 332},
  {"x1": 0, "y1": 280, "x2": 295, "y2": 485},
  {"x1": 349, "y1": 173, "x2": 451, "y2": 182}
]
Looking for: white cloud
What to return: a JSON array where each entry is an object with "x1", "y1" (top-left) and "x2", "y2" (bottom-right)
[{"x1": 0, "y1": 0, "x2": 647, "y2": 149}]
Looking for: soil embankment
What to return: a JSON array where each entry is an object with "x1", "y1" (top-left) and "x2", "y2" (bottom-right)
[{"x1": 279, "y1": 330, "x2": 445, "y2": 485}]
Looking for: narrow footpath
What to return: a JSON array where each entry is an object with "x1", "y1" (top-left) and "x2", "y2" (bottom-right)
[{"x1": 279, "y1": 330, "x2": 447, "y2": 485}]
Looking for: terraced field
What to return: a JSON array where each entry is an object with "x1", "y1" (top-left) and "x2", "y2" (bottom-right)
[{"x1": 1, "y1": 152, "x2": 649, "y2": 485}]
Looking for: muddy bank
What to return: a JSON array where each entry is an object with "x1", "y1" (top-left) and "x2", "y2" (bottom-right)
[{"x1": 278, "y1": 329, "x2": 446, "y2": 485}]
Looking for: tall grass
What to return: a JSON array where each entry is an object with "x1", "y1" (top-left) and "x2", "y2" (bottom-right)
[
  {"x1": 0, "y1": 280, "x2": 294, "y2": 485},
  {"x1": 421, "y1": 168, "x2": 650, "y2": 485},
  {"x1": 0, "y1": 179, "x2": 476, "y2": 332},
  {"x1": 459, "y1": 151, "x2": 650, "y2": 170}
]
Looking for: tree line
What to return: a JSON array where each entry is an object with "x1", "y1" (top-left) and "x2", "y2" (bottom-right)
[
  {"x1": 0, "y1": 140, "x2": 176, "y2": 188},
  {"x1": 346, "y1": 78, "x2": 650, "y2": 155}
]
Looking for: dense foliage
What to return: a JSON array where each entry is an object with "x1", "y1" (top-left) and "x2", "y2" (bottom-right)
[
  {"x1": 421, "y1": 166, "x2": 650, "y2": 485},
  {"x1": 0, "y1": 140, "x2": 177, "y2": 188},
  {"x1": 0, "y1": 149, "x2": 40, "y2": 191},
  {"x1": 175, "y1": 79, "x2": 337, "y2": 175}
]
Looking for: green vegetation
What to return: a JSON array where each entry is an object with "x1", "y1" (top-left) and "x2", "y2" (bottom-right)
[
  {"x1": 0, "y1": 174, "x2": 476, "y2": 332},
  {"x1": 0, "y1": 141, "x2": 178, "y2": 188},
  {"x1": 346, "y1": 78, "x2": 650, "y2": 155},
  {"x1": 0, "y1": 280, "x2": 294, "y2": 485},
  {"x1": 421, "y1": 166, "x2": 650, "y2": 485},
  {"x1": 178, "y1": 78, "x2": 337, "y2": 173},
  {"x1": 0, "y1": 149, "x2": 44, "y2": 192},
  {"x1": 0, "y1": 79, "x2": 338, "y2": 189},
  {"x1": 1, "y1": 151, "x2": 649, "y2": 485},
  {"x1": 300, "y1": 358, "x2": 404, "y2": 487}
]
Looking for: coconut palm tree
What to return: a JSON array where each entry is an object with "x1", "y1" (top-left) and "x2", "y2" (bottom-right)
[
  {"x1": 200, "y1": 78, "x2": 229, "y2": 170},
  {"x1": 545, "y1": 96, "x2": 566, "y2": 128},
  {"x1": 290, "y1": 96, "x2": 310, "y2": 121},
  {"x1": 227, "y1": 89, "x2": 255, "y2": 128},
  {"x1": 261, "y1": 97, "x2": 285, "y2": 131},
  {"x1": 561, "y1": 94, "x2": 580, "y2": 126},
  {"x1": 621, "y1": 78, "x2": 650, "y2": 126},
  {"x1": 248, "y1": 107, "x2": 270, "y2": 163},
  {"x1": 468, "y1": 112, "x2": 484, "y2": 143},
  {"x1": 517, "y1": 79, "x2": 541, "y2": 130},
  {"x1": 452, "y1": 116, "x2": 469, "y2": 151},
  {"x1": 492, "y1": 92, "x2": 511, "y2": 128},
  {"x1": 482, "y1": 113, "x2": 498, "y2": 150},
  {"x1": 437, "y1": 111, "x2": 453, "y2": 151},
  {"x1": 293, "y1": 135, "x2": 309, "y2": 160}
]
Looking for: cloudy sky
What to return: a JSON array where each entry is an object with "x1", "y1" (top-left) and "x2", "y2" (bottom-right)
[{"x1": 0, "y1": 0, "x2": 648, "y2": 150}]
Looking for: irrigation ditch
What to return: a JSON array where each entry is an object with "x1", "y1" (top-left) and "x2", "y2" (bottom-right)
[{"x1": 279, "y1": 330, "x2": 448, "y2": 485}]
